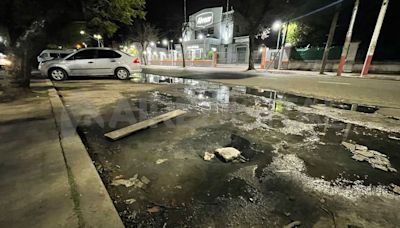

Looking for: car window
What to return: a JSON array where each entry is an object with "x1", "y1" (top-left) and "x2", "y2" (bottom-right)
[
  {"x1": 60, "y1": 53, "x2": 70, "y2": 58},
  {"x1": 49, "y1": 53, "x2": 59, "y2": 58},
  {"x1": 70, "y1": 50, "x2": 96, "y2": 60},
  {"x1": 97, "y1": 50, "x2": 121, "y2": 59}
]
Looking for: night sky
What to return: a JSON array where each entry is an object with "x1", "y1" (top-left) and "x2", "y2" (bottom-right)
[{"x1": 145, "y1": 0, "x2": 399, "y2": 60}]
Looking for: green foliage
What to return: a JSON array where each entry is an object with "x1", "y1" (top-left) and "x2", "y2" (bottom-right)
[
  {"x1": 206, "y1": 51, "x2": 214, "y2": 60},
  {"x1": 85, "y1": 0, "x2": 146, "y2": 37},
  {"x1": 286, "y1": 22, "x2": 310, "y2": 46}
]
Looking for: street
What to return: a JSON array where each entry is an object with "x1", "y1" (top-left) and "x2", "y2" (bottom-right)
[{"x1": 49, "y1": 74, "x2": 399, "y2": 227}]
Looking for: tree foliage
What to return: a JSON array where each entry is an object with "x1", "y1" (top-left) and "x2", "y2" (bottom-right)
[
  {"x1": 286, "y1": 22, "x2": 310, "y2": 46},
  {"x1": 83, "y1": 0, "x2": 146, "y2": 37},
  {"x1": 231, "y1": 0, "x2": 297, "y2": 70}
]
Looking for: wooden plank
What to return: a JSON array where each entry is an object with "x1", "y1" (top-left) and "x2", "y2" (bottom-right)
[{"x1": 104, "y1": 109, "x2": 187, "y2": 140}]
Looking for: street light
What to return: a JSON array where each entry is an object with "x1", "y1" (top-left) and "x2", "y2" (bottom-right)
[
  {"x1": 179, "y1": 38, "x2": 183, "y2": 42},
  {"x1": 272, "y1": 21, "x2": 282, "y2": 31},
  {"x1": 150, "y1": 41, "x2": 155, "y2": 47},
  {"x1": 272, "y1": 20, "x2": 282, "y2": 50},
  {"x1": 79, "y1": 30, "x2": 103, "y2": 47},
  {"x1": 198, "y1": 34, "x2": 204, "y2": 40}
]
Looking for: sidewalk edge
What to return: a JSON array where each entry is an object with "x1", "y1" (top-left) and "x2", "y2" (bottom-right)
[{"x1": 46, "y1": 79, "x2": 124, "y2": 228}]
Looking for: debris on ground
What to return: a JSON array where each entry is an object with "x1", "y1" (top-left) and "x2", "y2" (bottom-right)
[
  {"x1": 389, "y1": 184, "x2": 400, "y2": 195},
  {"x1": 388, "y1": 135, "x2": 400, "y2": 141},
  {"x1": 283, "y1": 220, "x2": 301, "y2": 228},
  {"x1": 215, "y1": 147, "x2": 241, "y2": 162},
  {"x1": 147, "y1": 206, "x2": 161, "y2": 213},
  {"x1": 203, "y1": 152, "x2": 215, "y2": 161},
  {"x1": 111, "y1": 174, "x2": 150, "y2": 188},
  {"x1": 155, "y1": 159, "x2": 168, "y2": 165},
  {"x1": 341, "y1": 142, "x2": 397, "y2": 172},
  {"x1": 125, "y1": 198, "x2": 136, "y2": 204}
]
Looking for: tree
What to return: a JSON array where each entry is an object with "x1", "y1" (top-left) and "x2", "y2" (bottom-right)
[
  {"x1": 130, "y1": 22, "x2": 159, "y2": 65},
  {"x1": 286, "y1": 22, "x2": 310, "y2": 46},
  {"x1": 231, "y1": 0, "x2": 295, "y2": 70},
  {"x1": 81, "y1": 0, "x2": 146, "y2": 37}
]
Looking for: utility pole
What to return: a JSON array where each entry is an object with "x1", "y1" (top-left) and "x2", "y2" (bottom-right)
[
  {"x1": 337, "y1": 0, "x2": 359, "y2": 76},
  {"x1": 277, "y1": 23, "x2": 288, "y2": 70},
  {"x1": 181, "y1": 0, "x2": 187, "y2": 68},
  {"x1": 320, "y1": 5, "x2": 341, "y2": 74},
  {"x1": 361, "y1": 0, "x2": 389, "y2": 77},
  {"x1": 184, "y1": 0, "x2": 187, "y2": 23},
  {"x1": 226, "y1": 0, "x2": 230, "y2": 12}
]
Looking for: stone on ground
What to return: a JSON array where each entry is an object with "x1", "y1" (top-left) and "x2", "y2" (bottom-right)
[
  {"x1": 215, "y1": 147, "x2": 241, "y2": 162},
  {"x1": 203, "y1": 152, "x2": 215, "y2": 161}
]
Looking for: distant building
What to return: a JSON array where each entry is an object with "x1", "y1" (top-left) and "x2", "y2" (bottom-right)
[{"x1": 181, "y1": 6, "x2": 250, "y2": 64}]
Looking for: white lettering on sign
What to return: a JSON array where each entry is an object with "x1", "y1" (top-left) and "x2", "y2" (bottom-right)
[
  {"x1": 187, "y1": 45, "x2": 200, "y2": 49},
  {"x1": 196, "y1": 12, "x2": 214, "y2": 28}
]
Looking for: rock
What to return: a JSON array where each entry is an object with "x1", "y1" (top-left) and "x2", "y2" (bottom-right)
[
  {"x1": 355, "y1": 144, "x2": 368, "y2": 151},
  {"x1": 372, "y1": 164, "x2": 388, "y2": 172},
  {"x1": 352, "y1": 154, "x2": 367, "y2": 162},
  {"x1": 155, "y1": 159, "x2": 168, "y2": 165},
  {"x1": 203, "y1": 152, "x2": 215, "y2": 161},
  {"x1": 341, "y1": 142, "x2": 356, "y2": 152},
  {"x1": 147, "y1": 206, "x2": 161, "y2": 213},
  {"x1": 125, "y1": 198, "x2": 136, "y2": 204},
  {"x1": 354, "y1": 150, "x2": 375, "y2": 158},
  {"x1": 215, "y1": 147, "x2": 241, "y2": 162},
  {"x1": 389, "y1": 184, "x2": 400, "y2": 195},
  {"x1": 111, "y1": 174, "x2": 149, "y2": 188},
  {"x1": 283, "y1": 221, "x2": 301, "y2": 228},
  {"x1": 140, "y1": 176, "x2": 150, "y2": 185}
]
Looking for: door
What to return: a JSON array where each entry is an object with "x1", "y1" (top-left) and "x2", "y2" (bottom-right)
[
  {"x1": 65, "y1": 49, "x2": 97, "y2": 76},
  {"x1": 236, "y1": 47, "x2": 247, "y2": 64},
  {"x1": 95, "y1": 50, "x2": 122, "y2": 75}
]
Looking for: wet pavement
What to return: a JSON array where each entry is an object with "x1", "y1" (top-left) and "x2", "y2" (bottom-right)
[{"x1": 54, "y1": 74, "x2": 400, "y2": 227}]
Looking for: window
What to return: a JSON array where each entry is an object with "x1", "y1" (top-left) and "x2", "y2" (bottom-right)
[
  {"x1": 69, "y1": 50, "x2": 96, "y2": 60},
  {"x1": 60, "y1": 53, "x2": 70, "y2": 58},
  {"x1": 49, "y1": 53, "x2": 59, "y2": 58},
  {"x1": 207, "y1": 28, "x2": 214, "y2": 35},
  {"x1": 97, "y1": 50, "x2": 121, "y2": 59}
]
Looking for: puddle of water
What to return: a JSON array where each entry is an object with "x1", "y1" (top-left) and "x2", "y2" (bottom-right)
[{"x1": 68, "y1": 73, "x2": 399, "y2": 226}]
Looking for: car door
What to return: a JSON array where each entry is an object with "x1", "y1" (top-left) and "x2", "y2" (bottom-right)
[
  {"x1": 64, "y1": 49, "x2": 97, "y2": 76},
  {"x1": 95, "y1": 50, "x2": 122, "y2": 75}
]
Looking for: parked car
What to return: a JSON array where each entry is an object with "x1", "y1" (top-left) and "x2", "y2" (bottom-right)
[
  {"x1": 0, "y1": 53, "x2": 12, "y2": 69},
  {"x1": 37, "y1": 49, "x2": 75, "y2": 70},
  {"x1": 40, "y1": 48, "x2": 141, "y2": 80}
]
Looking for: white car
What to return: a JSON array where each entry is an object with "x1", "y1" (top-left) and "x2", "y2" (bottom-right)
[
  {"x1": 40, "y1": 48, "x2": 141, "y2": 80},
  {"x1": 37, "y1": 49, "x2": 75, "y2": 70}
]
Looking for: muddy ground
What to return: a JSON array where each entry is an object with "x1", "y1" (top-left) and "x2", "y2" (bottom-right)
[{"x1": 54, "y1": 74, "x2": 400, "y2": 227}]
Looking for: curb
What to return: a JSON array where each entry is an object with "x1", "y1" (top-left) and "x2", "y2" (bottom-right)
[{"x1": 45, "y1": 79, "x2": 124, "y2": 228}]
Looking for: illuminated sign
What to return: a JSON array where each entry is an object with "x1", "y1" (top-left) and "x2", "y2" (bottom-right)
[
  {"x1": 187, "y1": 45, "x2": 200, "y2": 49},
  {"x1": 196, "y1": 12, "x2": 214, "y2": 28}
]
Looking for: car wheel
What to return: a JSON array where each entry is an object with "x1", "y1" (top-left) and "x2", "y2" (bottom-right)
[
  {"x1": 115, "y1": 68, "x2": 130, "y2": 80},
  {"x1": 49, "y1": 68, "x2": 67, "y2": 81}
]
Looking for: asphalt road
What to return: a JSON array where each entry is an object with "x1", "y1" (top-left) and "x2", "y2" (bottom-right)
[{"x1": 143, "y1": 66, "x2": 400, "y2": 109}]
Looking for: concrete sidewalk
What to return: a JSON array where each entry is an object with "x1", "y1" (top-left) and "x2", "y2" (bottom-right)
[{"x1": 0, "y1": 79, "x2": 123, "y2": 227}]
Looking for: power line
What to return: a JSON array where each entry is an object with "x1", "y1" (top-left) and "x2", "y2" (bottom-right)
[{"x1": 288, "y1": 0, "x2": 344, "y2": 22}]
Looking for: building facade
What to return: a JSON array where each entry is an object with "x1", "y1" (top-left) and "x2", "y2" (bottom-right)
[{"x1": 181, "y1": 7, "x2": 250, "y2": 64}]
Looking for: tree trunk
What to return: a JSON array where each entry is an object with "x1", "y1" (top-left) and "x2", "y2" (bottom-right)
[
  {"x1": 13, "y1": 49, "x2": 31, "y2": 88},
  {"x1": 141, "y1": 42, "x2": 148, "y2": 65},
  {"x1": 180, "y1": 43, "x2": 186, "y2": 68},
  {"x1": 247, "y1": 33, "x2": 255, "y2": 71}
]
